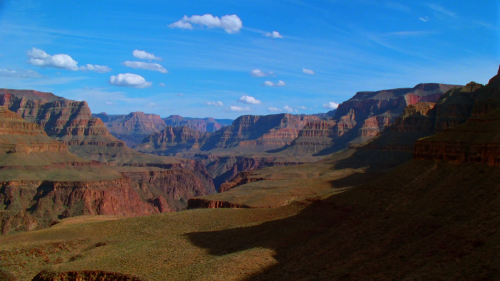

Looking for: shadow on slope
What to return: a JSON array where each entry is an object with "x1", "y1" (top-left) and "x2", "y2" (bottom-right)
[{"x1": 185, "y1": 160, "x2": 500, "y2": 280}]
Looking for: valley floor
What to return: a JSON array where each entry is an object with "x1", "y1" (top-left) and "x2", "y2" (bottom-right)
[{"x1": 1, "y1": 159, "x2": 499, "y2": 280}]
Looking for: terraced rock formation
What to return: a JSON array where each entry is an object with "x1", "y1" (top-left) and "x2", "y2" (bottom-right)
[
  {"x1": 134, "y1": 125, "x2": 211, "y2": 156},
  {"x1": 286, "y1": 83, "x2": 460, "y2": 155},
  {"x1": 163, "y1": 115, "x2": 231, "y2": 133},
  {"x1": 0, "y1": 96, "x2": 217, "y2": 235},
  {"x1": 201, "y1": 113, "x2": 319, "y2": 152},
  {"x1": 93, "y1": 112, "x2": 167, "y2": 147}
]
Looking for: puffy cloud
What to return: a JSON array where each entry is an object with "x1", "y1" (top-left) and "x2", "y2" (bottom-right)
[
  {"x1": 264, "y1": 31, "x2": 283, "y2": 39},
  {"x1": 229, "y1": 105, "x2": 250, "y2": 111},
  {"x1": 283, "y1": 105, "x2": 294, "y2": 113},
  {"x1": 296, "y1": 106, "x2": 309, "y2": 110},
  {"x1": 169, "y1": 14, "x2": 242, "y2": 34},
  {"x1": 323, "y1": 102, "x2": 339, "y2": 109},
  {"x1": 237, "y1": 95, "x2": 261, "y2": 105},
  {"x1": 132, "y1": 50, "x2": 162, "y2": 61},
  {"x1": 109, "y1": 73, "x2": 152, "y2": 88},
  {"x1": 27, "y1": 47, "x2": 78, "y2": 71},
  {"x1": 176, "y1": 93, "x2": 184, "y2": 97},
  {"x1": 264, "y1": 80, "x2": 286, "y2": 87},
  {"x1": 206, "y1": 101, "x2": 223, "y2": 106},
  {"x1": 419, "y1": 16, "x2": 429, "y2": 22},
  {"x1": 79, "y1": 64, "x2": 112, "y2": 73},
  {"x1": 251, "y1": 69, "x2": 273, "y2": 77},
  {"x1": 159, "y1": 83, "x2": 166, "y2": 87},
  {"x1": 123, "y1": 61, "x2": 168, "y2": 73},
  {"x1": 268, "y1": 107, "x2": 282, "y2": 112},
  {"x1": 0, "y1": 68, "x2": 42, "y2": 78},
  {"x1": 303, "y1": 68, "x2": 315, "y2": 75},
  {"x1": 146, "y1": 103, "x2": 158, "y2": 107}
]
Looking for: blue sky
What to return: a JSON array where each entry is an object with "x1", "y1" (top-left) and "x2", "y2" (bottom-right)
[{"x1": 0, "y1": 0, "x2": 498, "y2": 119}]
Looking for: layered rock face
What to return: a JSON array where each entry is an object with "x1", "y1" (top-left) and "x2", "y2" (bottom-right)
[
  {"x1": 202, "y1": 114, "x2": 319, "y2": 152},
  {"x1": 0, "y1": 92, "x2": 217, "y2": 235},
  {"x1": 163, "y1": 115, "x2": 230, "y2": 133},
  {"x1": 135, "y1": 125, "x2": 211, "y2": 156},
  {"x1": 286, "y1": 83, "x2": 460, "y2": 155},
  {"x1": 93, "y1": 112, "x2": 167, "y2": 147},
  {"x1": 414, "y1": 69, "x2": 500, "y2": 165},
  {"x1": 0, "y1": 106, "x2": 67, "y2": 154},
  {"x1": 0, "y1": 89, "x2": 124, "y2": 152}
]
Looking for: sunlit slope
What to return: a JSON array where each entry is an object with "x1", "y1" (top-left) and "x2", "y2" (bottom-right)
[{"x1": 1, "y1": 158, "x2": 499, "y2": 280}]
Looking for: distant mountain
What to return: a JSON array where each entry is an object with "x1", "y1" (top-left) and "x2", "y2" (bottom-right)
[
  {"x1": 163, "y1": 115, "x2": 231, "y2": 133},
  {"x1": 93, "y1": 111, "x2": 167, "y2": 147},
  {"x1": 285, "y1": 83, "x2": 462, "y2": 155}
]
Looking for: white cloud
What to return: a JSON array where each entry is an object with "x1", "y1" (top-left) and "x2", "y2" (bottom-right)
[
  {"x1": 0, "y1": 68, "x2": 42, "y2": 78},
  {"x1": 323, "y1": 102, "x2": 339, "y2": 109},
  {"x1": 109, "y1": 73, "x2": 152, "y2": 88},
  {"x1": 237, "y1": 95, "x2": 261, "y2": 105},
  {"x1": 296, "y1": 106, "x2": 309, "y2": 110},
  {"x1": 426, "y1": 4, "x2": 457, "y2": 18},
  {"x1": 268, "y1": 107, "x2": 282, "y2": 112},
  {"x1": 251, "y1": 69, "x2": 273, "y2": 77},
  {"x1": 206, "y1": 101, "x2": 223, "y2": 106},
  {"x1": 159, "y1": 83, "x2": 166, "y2": 87},
  {"x1": 27, "y1": 47, "x2": 78, "y2": 71},
  {"x1": 132, "y1": 50, "x2": 162, "y2": 61},
  {"x1": 146, "y1": 103, "x2": 158, "y2": 107},
  {"x1": 123, "y1": 61, "x2": 168, "y2": 73},
  {"x1": 263, "y1": 80, "x2": 286, "y2": 87},
  {"x1": 229, "y1": 105, "x2": 250, "y2": 111},
  {"x1": 169, "y1": 14, "x2": 243, "y2": 34},
  {"x1": 419, "y1": 16, "x2": 429, "y2": 22},
  {"x1": 303, "y1": 68, "x2": 315, "y2": 75},
  {"x1": 264, "y1": 31, "x2": 283, "y2": 39},
  {"x1": 283, "y1": 105, "x2": 294, "y2": 113},
  {"x1": 176, "y1": 93, "x2": 184, "y2": 97},
  {"x1": 105, "y1": 101, "x2": 114, "y2": 105},
  {"x1": 79, "y1": 64, "x2": 112, "y2": 73}
]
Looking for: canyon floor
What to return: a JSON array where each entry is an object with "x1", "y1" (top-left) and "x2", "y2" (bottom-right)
[{"x1": 1, "y1": 152, "x2": 499, "y2": 280}]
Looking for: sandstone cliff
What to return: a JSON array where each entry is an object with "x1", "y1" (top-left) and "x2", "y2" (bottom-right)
[
  {"x1": 201, "y1": 113, "x2": 319, "y2": 152},
  {"x1": 134, "y1": 125, "x2": 211, "y2": 156},
  {"x1": 93, "y1": 112, "x2": 167, "y2": 147},
  {"x1": 163, "y1": 115, "x2": 230, "y2": 133},
  {"x1": 286, "y1": 83, "x2": 460, "y2": 155},
  {"x1": 413, "y1": 68, "x2": 500, "y2": 165},
  {"x1": 0, "y1": 99, "x2": 216, "y2": 235}
]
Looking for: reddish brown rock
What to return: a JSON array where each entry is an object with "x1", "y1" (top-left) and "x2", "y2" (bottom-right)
[
  {"x1": 135, "y1": 125, "x2": 211, "y2": 156},
  {"x1": 0, "y1": 89, "x2": 125, "y2": 150},
  {"x1": 93, "y1": 111, "x2": 167, "y2": 147},
  {"x1": 202, "y1": 114, "x2": 319, "y2": 152},
  {"x1": 187, "y1": 198, "x2": 250, "y2": 209},
  {"x1": 218, "y1": 171, "x2": 268, "y2": 193},
  {"x1": 163, "y1": 115, "x2": 229, "y2": 133}
]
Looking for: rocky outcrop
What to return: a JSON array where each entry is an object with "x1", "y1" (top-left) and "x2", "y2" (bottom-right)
[
  {"x1": 0, "y1": 89, "x2": 125, "y2": 150},
  {"x1": 31, "y1": 270, "x2": 144, "y2": 281},
  {"x1": 218, "y1": 171, "x2": 268, "y2": 193},
  {"x1": 187, "y1": 198, "x2": 250, "y2": 209},
  {"x1": 134, "y1": 126, "x2": 211, "y2": 156},
  {"x1": 202, "y1": 114, "x2": 319, "y2": 152},
  {"x1": 0, "y1": 106, "x2": 67, "y2": 154},
  {"x1": 163, "y1": 115, "x2": 230, "y2": 133},
  {"x1": 93, "y1": 112, "x2": 167, "y2": 147},
  {"x1": 283, "y1": 83, "x2": 460, "y2": 155}
]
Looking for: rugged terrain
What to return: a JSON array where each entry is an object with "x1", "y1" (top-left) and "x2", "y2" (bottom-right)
[
  {"x1": 163, "y1": 115, "x2": 231, "y2": 133},
  {"x1": 0, "y1": 90, "x2": 217, "y2": 235},
  {"x1": 92, "y1": 112, "x2": 167, "y2": 147}
]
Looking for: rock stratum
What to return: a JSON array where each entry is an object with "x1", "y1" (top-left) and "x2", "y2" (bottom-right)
[
  {"x1": 93, "y1": 112, "x2": 167, "y2": 147},
  {"x1": 0, "y1": 93, "x2": 216, "y2": 235},
  {"x1": 163, "y1": 115, "x2": 231, "y2": 133}
]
